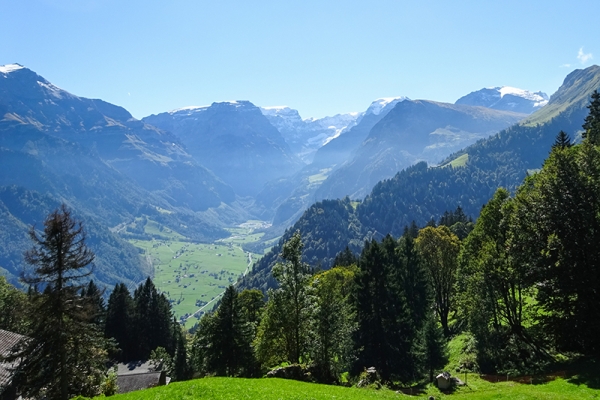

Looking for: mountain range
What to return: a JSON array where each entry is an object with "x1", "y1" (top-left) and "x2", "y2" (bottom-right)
[
  {"x1": 2, "y1": 60, "x2": 581, "y2": 293},
  {"x1": 240, "y1": 65, "x2": 600, "y2": 292}
]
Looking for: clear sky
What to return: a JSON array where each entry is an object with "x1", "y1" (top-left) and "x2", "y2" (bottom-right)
[{"x1": 1, "y1": 0, "x2": 598, "y2": 119}]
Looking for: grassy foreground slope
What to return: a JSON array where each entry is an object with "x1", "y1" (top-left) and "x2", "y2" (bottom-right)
[{"x1": 103, "y1": 376, "x2": 599, "y2": 400}]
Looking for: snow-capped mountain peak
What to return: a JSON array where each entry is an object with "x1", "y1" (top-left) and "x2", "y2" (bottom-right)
[
  {"x1": 366, "y1": 96, "x2": 409, "y2": 116},
  {"x1": 0, "y1": 63, "x2": 25, "y2": 74},
  {"x1": 456, "y1": 86, "x2": 549, "y2": 113}
]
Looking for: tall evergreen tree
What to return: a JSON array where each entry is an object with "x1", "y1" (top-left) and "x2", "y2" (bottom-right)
[
  {"x1": 105, "y1": 282, "x2": 135, "y2": 361},
  {"x1": 417, "y1": 312, "x2": 448, "y2": 383},
  {"x1": 171, "y1": 319, "x2": 191, "y2": 381},
  {"x1": 513, "y1": 140, "x2": 600, "y2": 355},
  {"x1": 133, "y1": 278, "x2": 173, "y2": 360},
  {"x1": 583, "y1": 90, "x2": 600, "y2": 144},
  {"x1": 352, "y1": 236, "x2": 413, "y2": 382},
  {"x1": 8, "y1": 205, "x2": 108, "y2": 400},
  {"x1": 552, "y1": 130, "x2": 573, "y2": 150},
  {"x1": 81, "y1": 280, "x2": 105, "y2": 327},
  {"x1": 212, "y1": 285, "x2": 253, "y2": 376}
]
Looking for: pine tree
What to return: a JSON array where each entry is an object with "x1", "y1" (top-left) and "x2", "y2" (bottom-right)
[
  {"x1": 81, "y1": 280, "x2": 105, "y2": 327},
  {"x1": 133, "y1": 278, "x2": 173, "y2": 360},
  {"x1": 352, "y1": 236, "x2": 413, "y2": 382},
  {"x1": 418, "y1": 313, "x2": 448, "y2": 383},
  {"x1": 583, "y1": 90, "x2": 600, "y2": 144},
  {"x1": 8, "y1": 205, "x2": 109, "y2": 400},
  {"x1": 171, "y1": 319, "x2": 191, "y2": 381},
  {"x1": 105, "y1": 282, "x2": 135, "y2": 361},
  {"x1": 552, "y1": 130, "x2": 573, "y2": 150}
]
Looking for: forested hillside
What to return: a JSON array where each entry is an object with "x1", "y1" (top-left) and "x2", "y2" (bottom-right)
[{"x1": 242, "y1": 65, "x2": 600, "y2": 292}]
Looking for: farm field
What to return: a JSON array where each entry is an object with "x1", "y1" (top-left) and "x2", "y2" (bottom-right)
[{"x1": 128, "y1": 220, "x2": 265, "y2": 328}]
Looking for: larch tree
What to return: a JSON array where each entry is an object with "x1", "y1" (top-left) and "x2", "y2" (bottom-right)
[{"x1": 8, "y1": 204, "x2": 109, "y2": 400}]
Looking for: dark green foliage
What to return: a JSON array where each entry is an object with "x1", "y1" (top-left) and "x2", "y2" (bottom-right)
[
  {"x1": 9, "y1": 205, "x2": 109, "y2": 400},
  {"x1": 583, "y1": 90, "x2": 600, "y2": 144},
  {"x1": 267, "y1": 231, "x2": 313, "y2": 365},
  {"x1": 104, "y1": 283, "x2": 135, "y2": 361},
  {"x1": 240, "y1": 198, "x2": 364, "y2": 292},
  {"x1": 171, "y1": 319, "x2": 192, "y2": 381},
  {"x1": 192, "y1": 286, "x2": 256, "y2": 377},
  {"x1": 81, "y1": 280, "x2": 105, "y2": 327},
  {"x1": 0, "y1": 275, "x2": 28, "y2": 334},
  {"x1": 133, "y1": 278, "x2": 174, "y2": 360},
  {"x1": 237, "y1": 289, "x2": 265, "y2": 328},
  {"x1": 417, "y1": 313, "x2": 448, "y2": 383},
  {"x1": 552, "y1": 130, "x2": 573, "y2": 150},
  {"x1": 332, "y1": 246, "x2": 358, "y2": 268},
  {"x1": 513, "y1": 141, "x2": 600, "y2": 356},
  {"x1": 457, "y1": 189, "x2": 544, "y2": 373},
  {"x1": 310, "y1": 266, "x2": 356, "y2": 383},
  {"x1": 416, "y1": 226, "x2": 460, "y2": 337},
  {"x1": 398, "y1": 234, "x2": 429, "y2": 339},
  {"x1": 352, "y1": 236, "x2": 414, "y2": 382}
]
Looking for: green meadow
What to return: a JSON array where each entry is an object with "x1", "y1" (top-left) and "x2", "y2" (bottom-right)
[
  {"x1": 127, "y1": 220, "x2": 265, "y2": 328},
  {"x1": 102, "y1": 374, "x2": 600, "y2": 400}
]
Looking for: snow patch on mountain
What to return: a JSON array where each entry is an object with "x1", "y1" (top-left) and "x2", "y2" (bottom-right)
[
  {"x1": 260, "y1": 106, "x2": 361, "y2": 163},
  {"x1": 168, "y1": 105, "x2": 210, "y2": 115},
  {"x1": 365, "y1": 97, "x2": 409, "y2": 116},
  {"x1": 456, "y1": 86, "x2": 548, "y2": 113},
  {"x1": 0, "y1": 64, "x2": 25, "y2": 74}
]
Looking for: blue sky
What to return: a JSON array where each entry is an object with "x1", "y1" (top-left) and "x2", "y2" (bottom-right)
[{"x1": 1, "y1": 0, "x2": 598, "y2": 119}]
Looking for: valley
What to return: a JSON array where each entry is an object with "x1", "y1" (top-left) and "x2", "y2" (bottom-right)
[{"x1": 126, "y1": 220, "x2": 270, "y2": 328}]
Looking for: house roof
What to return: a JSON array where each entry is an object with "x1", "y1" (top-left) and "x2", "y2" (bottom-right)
[
  {"x1": 0, "y1": 329, "x2": 26, "y2": 389},
  {"x1": 117, "y1": 371, "x2": 164, "y2": 394},
  {"x1": 117, "y1": 361, "x2": 156, "y2": 376}
]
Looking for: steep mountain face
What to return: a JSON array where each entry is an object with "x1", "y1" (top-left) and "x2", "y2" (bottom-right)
[
  {"x1": 260, "y1": 106, "x2": 360, "y2": 163},
  {"x1": 315, "y1": 100, "x2": 526, "y2": 200},
  {"x1": 310, "y1": 97, "x2": 408, "y2": 169},
  {"x1": 250, "y1": 97, "x2": 409, "y2": 227},
  {"x1": 241, "y1": 65, "x2": 600, "y2": 293},
  {"x1": 0, "y1": 64, "x2": 235, "y2": 212},
  {"x1": 0, "y1": 64, "x2": 231, "y2": 286},
  {"x1": 455, "y1": 86, "x2": 548, "y2": 114},
  {"x1": 143, "y1": 101, "x2": 303, "y2": 197}
]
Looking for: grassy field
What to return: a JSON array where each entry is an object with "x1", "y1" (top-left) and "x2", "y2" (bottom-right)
[
  {"x1": 103, "y1": 374, "x2": 600, "y2": 400},
  {"x1": 127, "y1": 220, "x2": 264, "y2": 328},
  {"x1": 441, "y1": 153, "x2": 469, "y2": 168}
]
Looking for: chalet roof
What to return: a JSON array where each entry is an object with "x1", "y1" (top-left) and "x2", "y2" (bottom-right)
[
  {"x1": 0, "y1": 329, "x2": 26, "y2": 389},
  {"x1": 117, "y1": 371, "x2": 164, "y2": 394},
  {"x1": 115, "y1": 361, "x2": 170, "y2": 394}
]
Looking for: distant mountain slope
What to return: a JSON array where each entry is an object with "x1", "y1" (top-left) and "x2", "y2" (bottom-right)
[
  {"x1": 241, "y1": 65, "x2": 600, "y2": 293},
  {"x1": 260, "y1": 106, "x2": 360, "y2": 163},
  {"x1": 0, "y1": 64, "x2": 235, "y2": 212},
  {"x1": 0, "y1": 64, "x2": 232, "y2": 286},
  {"x1": 143, "y1": 101, "x2": 303, "y2": 197},
  {"x1": 315, "y1": 100, "x2": 526, "y2": 200},
  {"x1": 249, "y1": 98, "x2": 409, "y2": 228},
  {"x1": 455, "y1": 86, "x2": 548, "y2": 114},
  {"x1": 310, "y1": 97, "x2": 408, "y2": 170},
  {"x1": 0, "y1": 186, "x2": 148, "y2": 287}
]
